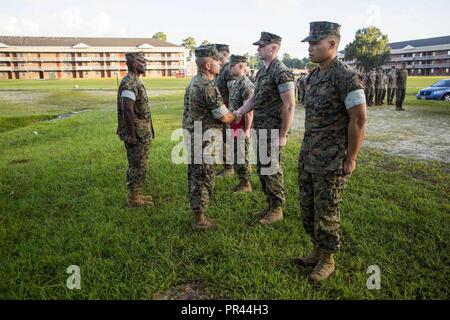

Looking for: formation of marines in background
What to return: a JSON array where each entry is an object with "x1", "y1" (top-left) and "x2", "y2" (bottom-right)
[
  {"x1": 361, "y1": 64, "x2": 408, "y2": 111},
  {"x1": 297, "y1": 61, "x2": 408, "y2": 111},
  {"x1": 117, "y1": 21, "x2": 371, "y2": 284}
]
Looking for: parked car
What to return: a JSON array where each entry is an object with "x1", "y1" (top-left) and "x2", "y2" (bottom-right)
[{"x1": 416, "y1": 79, "x2": 450, "y2": 101}]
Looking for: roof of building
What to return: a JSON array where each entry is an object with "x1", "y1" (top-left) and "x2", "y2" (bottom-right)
[
  {"x1": 0, "y1": 36, "x2": 181, "y2": 48},
  {"x1": 389, "y1": 36, "x2": 450, "y2": 50},
  {"x1": 389, "y1": 35, "x2": 450, "y2": 50},
  {"x1": 338, "y1": 35, "x2": 450, "y2": 56}
]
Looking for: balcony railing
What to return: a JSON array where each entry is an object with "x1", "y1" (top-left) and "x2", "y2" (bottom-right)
[
  {"x1": 391, "y1": 54, "x2": 450, "y2": 62},
  {"x1": 0, "y1": 64, "x2": 185, "y2": 72}
]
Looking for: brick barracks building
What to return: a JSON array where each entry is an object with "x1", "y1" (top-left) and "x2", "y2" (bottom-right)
[
  {"x1": 338, "y1": 35, "x2": 450, "y2": 76},
  {"x1": 0, "y1": 36, "x2": 189, "y2": 80}
]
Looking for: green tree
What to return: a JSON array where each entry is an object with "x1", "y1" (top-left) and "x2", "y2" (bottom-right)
[
  {"x1": 201, "y1": 40, "x2": 210, "y2": 46},
  {"x1": 244, "y1": 53, "x2": 263, "y2": 70},
  {"x1": 282, "y1": 53, "x2": 293, "y2": 68},
  {"x1": 344, "y1": 26, "x2": 391, "y2": 71},
  {"x1": 291, "y1": 58, "x2": 303, "y2": 69},
  {"x1": 182, "y1": 37, "x2": 196, "y2": 59},
  {"x1": 152, "y1": 32, "x2": 168, "y2": 42}
]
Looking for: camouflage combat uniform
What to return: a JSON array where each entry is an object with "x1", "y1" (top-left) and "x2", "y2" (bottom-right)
[
  {"x1": 216, "y1": 60, "x2": 235, "y2": 106},
  {"x1": 396, "y1": 67, "x2": 408, "y2": 110},
  {"x1": 299, "y1": 57, "x2": 365, "y2": 253},
  {"x1": 297, "y1": 75, "x2": 307, "y2": 104},
  {"x1": 183, "y1": 49, "x2": 226, "y2": 215},
  {"x1": 117, "y1": 72, "x2": 153, "y2": 194},
  {"x1": 381, "y1": 72, "x2": 388, "y2": 104},
  {"x1": 229, "y1": 73, "x2": 254, "y2": 184},
  {"x1": 375, "y1": 69, "x2": 383, "y2": 105},
  {"x1": 253, "y1": 56, "x2": 294, "y2": 208},
  {"x1": 365, "y1": 70, "x2": 376, "y2": 106},
  {"x1": 387, "y1": 69, "x2": 397, "y2": 105}
]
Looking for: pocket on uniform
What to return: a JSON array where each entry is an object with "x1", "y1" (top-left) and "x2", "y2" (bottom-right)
[{"x1": 135, "y1": 120, "x2": 151, "y2": 139}]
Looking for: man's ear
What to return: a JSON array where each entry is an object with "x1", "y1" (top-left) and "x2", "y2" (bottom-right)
[
  {"x1": 328, "y1": 39, "x2": 336, "y2": 50},
  {"x1": 204, "y1": 59, "x2": 212, "y2": 72}
]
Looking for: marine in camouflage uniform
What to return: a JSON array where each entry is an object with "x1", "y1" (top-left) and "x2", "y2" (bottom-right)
[
  {"x1": 396, "y1": 63, "x2": 408, "y2": 111},
  {"x1": 214, "y1": 43, "x2": 235, "y2": 177},
  {"x1": 183, "y1": 45, "x2": 236, "y2": 231},
  {"x1": 117, "y1": 51, "x2": 154, "y2": 208},
  {"x1": 375, "y1": 68, "x2": 383, "y2": 105},
  {"x1": 235, "y1": 32, "x2": 296, "y2": 225},
  {"x1": 381, "y1": 70, "x2": 388, "y2": 104},
  {"x1": 293, "y1": 21, "x2": 367, "y2": 284},
  {"x1": 387, "y1": 66, "x2": 397, "y2": 105},
  {"x1": 365, "y1": 69, "x2": 376, "y2": 106},
  {"x1": 228, "y1": 54, "x2": 254, "y2": 192}
]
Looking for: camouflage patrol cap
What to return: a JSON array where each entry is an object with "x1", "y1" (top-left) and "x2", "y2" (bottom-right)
[
  {"x1": 253, "y1": 32, "x2": 282, "y2": 46},
  {"x1": 229, "y1": 54, "x2": 248, "y2": 65},
  {"x1": 215, "y1": 44, "x2": 230, "y2": 53},
  {"x1": 125, "y1": 51, "x2": 149, "y2": 62},
  {"x1": 301, "y1": 21, "x2": 341, "y2": 42},
  {"x1": 195, "y1": 45, "x2": 220, "y2": 60}
]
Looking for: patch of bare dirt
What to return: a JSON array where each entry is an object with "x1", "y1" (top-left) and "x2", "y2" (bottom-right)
[{"x1": 154, "y1": 282, "x2": 214, "y2": 300}]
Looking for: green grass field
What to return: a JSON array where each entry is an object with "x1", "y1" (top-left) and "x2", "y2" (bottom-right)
[{"x1": 0, "y1": 76, "x2": 449, "y2": 300}]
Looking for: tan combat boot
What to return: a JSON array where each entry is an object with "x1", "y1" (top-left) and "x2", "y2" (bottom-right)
[
  {"x1": 292, "y1": 243, "x2": 320, "y2": 267},
  {"x1": 259, "y1": 207, "x2": 283, "y2": 225},
  {"x1": 191, "y1": 212, "x2": 218, "y2": 231},
  {"x1": 233, "y1": 180, "x2": 252, "y2": 193},
  {"x1": 308, "y1": 250, "x2": 336, "y2": 284},
  {"x1": 127, "y1": 191, "x2": 154, "y2": 208},
  {"x1": 138, "y1": 193, "x2": 154, "y2": 203}
]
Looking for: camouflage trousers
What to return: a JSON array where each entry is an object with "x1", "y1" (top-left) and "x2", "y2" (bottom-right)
[
  {"x1": 381, "y1": 88, "x2": 387, "y2": 104},
  {"x1": 124, "y1": 138, "x2": 151, "y2": 193},
  {"x1": 222, "y1": 124, "x2": 233, "y2": 171},
  {"x1": 375, "y1": 88, "x2": 383, "y2": 105},
  {"x1": 396, "y1": 89, "x2": 406, "y2": 109},
  {"x1": 188, "y1": 164, "x2": 216, "y2": 214},
  {"x1": 366, "y1": 87, "x2": 375, "y2": 105},
  {"x1": 387, "y1": 87, "x2": 396, "y2": 104},
  {"x1": 233, "y1": 136, "x2": 251, "y2": 182},
  {"x1": 255, "y1": 129, "x2": 286, "y2": 208},
  {"x1": 298, "y1": 166, "x2": 350, "y2": 253}
]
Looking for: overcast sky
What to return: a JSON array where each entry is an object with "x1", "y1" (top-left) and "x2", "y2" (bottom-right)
[{"x1": 1, "y1": 0, "x2": 449, "y2": 58}]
